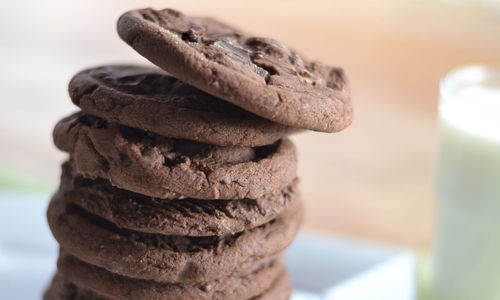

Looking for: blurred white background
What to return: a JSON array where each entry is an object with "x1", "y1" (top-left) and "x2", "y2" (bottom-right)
[{"x1": 1, "y1": 0, "x2": 499, "y2": 248}]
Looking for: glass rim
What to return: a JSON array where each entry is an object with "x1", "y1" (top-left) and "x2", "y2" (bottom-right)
[
  {"x1": 439, "y1": 64, "x2": 500, "y2": 142},
  {"x1": 440, "y1": 65, "x2": 500, "y2": 103}
]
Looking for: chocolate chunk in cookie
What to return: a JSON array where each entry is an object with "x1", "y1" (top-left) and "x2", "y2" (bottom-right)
[{"x1": 117, "y1": 8, "x2": 353, "y2": 132}]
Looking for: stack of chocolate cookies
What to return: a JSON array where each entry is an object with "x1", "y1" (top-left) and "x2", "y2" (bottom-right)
[{"x1": 44, "y1": 8, "x2": 352, "y2": 300}]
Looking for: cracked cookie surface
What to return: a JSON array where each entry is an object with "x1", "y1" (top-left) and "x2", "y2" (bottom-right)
[
  {"x1": 58, "y1": 162, "x2": 300, "y2": 236},
  {"x1": 47, "y1": 195, "x2": 303, "y2": 283},
  {"x1": 55, "y1": 250, "x2": 285, "y2": 300},
  {"x1": 43, "y1": 270, "x2": 291, "y2": 300},
  {"x1": 53, "y1": 112, "x2": 297, "y2": 200},
  {"x1": 69, "y1": 65, "x2": 295, "y2": 147},
  {"x1": 118, "y1": 8, "x2": 353, "y2": 132}
]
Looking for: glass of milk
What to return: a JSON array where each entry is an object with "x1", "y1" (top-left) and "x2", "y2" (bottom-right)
[{"x1": 431, "y1": 65, "x2": 500, "y2": 300}]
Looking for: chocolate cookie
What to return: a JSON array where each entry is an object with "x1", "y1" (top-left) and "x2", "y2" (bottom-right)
[
  {"x1": 117, "y1": 8, "x2": 353, "y2": 132},
  {"x1": 251, "y1": 270, "x2": 292, "y2": 300},
  {"x1": 56, "y1": 251, "x2": 285, "y2": 300},
  {"x1": 58, "y1": 162, "x2": 300, "y2": 236},
  {"x1": 53, "y1": 112, "x2": 297, "y2": 200},
  {"x1": 47, "y1": 196, "x2": 303, "y2": 283},
  {"x1": 44, "y1": 274, "x2": 108, "y2": 300},
  {"x1": 69, "y1": 65, "x2": 295, "y2": 147},
  {"x1": 44, "y1": 271, "x2": 291, "y2": 300}
]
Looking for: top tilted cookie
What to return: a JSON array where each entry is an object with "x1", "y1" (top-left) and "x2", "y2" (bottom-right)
[{"x1": 117, "y1": 8, "x2": 353, "y2": 132}]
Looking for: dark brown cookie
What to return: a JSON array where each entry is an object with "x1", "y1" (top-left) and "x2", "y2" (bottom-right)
[
  {"x1": 58, "y1": 162, "x2": 300, "y2": 236},
  {"x1": 43, "y1": 274, "x2": 108, "y2": 300},
  {"x1": 53, "y1": 112, "x2": 297, "y2": 200},
  {"x1": 44, "y1": 271, "x2": 291, "y2": 300},
  {"x1": 250, "y1": 270, "x2": 292, "y2": 300},
  {"x1": 47, "y1": 196, "x2": 303, "y2": 283},
  {"x1": 117, "y1": 8, "x2": 353, "y2": 132},
  {"x1": 56, "y1": 251, "x2": 285, "y2": 300},
  {"x1": 69, "y1": 65, "x2": 295, "y2": 147}
]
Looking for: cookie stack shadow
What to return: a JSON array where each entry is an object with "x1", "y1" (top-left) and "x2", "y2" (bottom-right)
[{"x1": 44, "y1": 7, "x2": 352, "y2": 300}]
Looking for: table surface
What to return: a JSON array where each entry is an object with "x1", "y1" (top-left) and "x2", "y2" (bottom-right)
[{"x1": 1, "y1": 0, "x2": 499, "y2": 249}]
